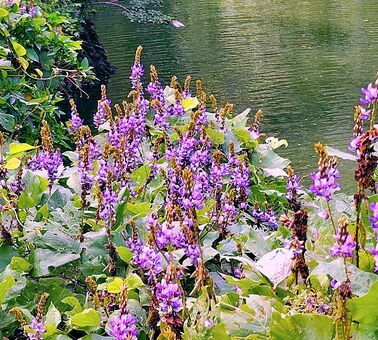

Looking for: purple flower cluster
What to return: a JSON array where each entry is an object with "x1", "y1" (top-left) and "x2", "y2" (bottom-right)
[
  {"x1": 98, "y1": 188, "x2": 118, "y2": 223},
  {"x1": 155, "y1": 279, "x2": 183, "y2": 315},
  {"x1": 29, "y1": 150, "x2": 62, "y2": 184},
  {"x1": 286, "y1": 171, "x2": 301, "y2": 201},
  {"x1": 369, "y1": 202, "x2": 378, "y2": 230},
  {"x1": 252, "y1": 207, "x2": 278, "y2": 229},
  {"x1": 330, "y1": 217, "x2": 356, "y2": 258},
  {"x1": 94, "y1": 98, "x2": 110, "y2": 128},
  {"x1": 127, "y1": 237, "x2": 163, "y2": 280},
  {"x1": 28, "y1": 318, "x2": 45, "y2": 340},
  {"x1": 18, "y1": 4, "x2": 37, "y2": 17},
  {"x1": 310, "y1": 159, "x2": 340, "y2": 201},
  {"x1": 360, "y1": 82, "x2": 378, "y2": 105},
  {"x1": 330, "y1": 232, "x2": 356, "y2": 258},
  {"x1": 108, "y1": 312, "x2": 139, "y2": 340},
  {"x1": 68, "y1": 102, "x2": 83, "y2": 133},
  {"x1": 155, "y1": 221, "x2": 186, "y2": 249}
]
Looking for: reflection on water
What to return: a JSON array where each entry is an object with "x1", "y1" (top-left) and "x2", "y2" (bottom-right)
[{"x1": 93, "y1": 0, "x2": 378, "y2": 189}]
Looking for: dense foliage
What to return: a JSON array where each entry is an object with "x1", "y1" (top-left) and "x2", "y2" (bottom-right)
[
  {"x1": 0, "y1": 0, "x2": 92, "y2": 143},
  {"x1": 0, "y1": 46, "x2": 377, "y2": 339}
]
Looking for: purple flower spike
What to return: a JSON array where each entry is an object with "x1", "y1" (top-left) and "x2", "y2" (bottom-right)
[
  {"x1": 310, "y1": 162, "x2": 340, "y2": 201},
  {"x1": 108, "y1": 313, "x2": 139, "y2": 340},
  {"x1": 369, "y1": 202, "x2": 378, "y2": 231},
  {"x1": 29, "y1": 150, "x2": 62, "y2": 185},
  {"x1": 360, "y1": 83, "x2": 378, "y2": 105},
  {"x1": 156, "y1": 279, "x2": 183, "y2": 315},
  {"x1": 330, "y1": 217, "x2": 356, "y2": 259},
  {"x1": 28, "y1": 318, "x2": 45, "y2": 340}
]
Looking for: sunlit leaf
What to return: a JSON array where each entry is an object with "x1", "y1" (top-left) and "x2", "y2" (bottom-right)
[{"x1": 12, "y1": 41, "x2": 27, "y2": 57}]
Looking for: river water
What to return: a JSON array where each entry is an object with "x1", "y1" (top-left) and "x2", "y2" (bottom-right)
[{"x1": 93, "y1": 0, "x2": 378, "y2": 188}]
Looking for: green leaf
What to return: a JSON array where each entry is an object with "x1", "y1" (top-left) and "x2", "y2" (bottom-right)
[
  {"x1": 0, "y1": 7, "x2": 9, "y2": 19},
  {"x1": 205, "y1": 128, "x2": 225, "y2": 146},
  {"x1": 10, "y1": 257, "x2": 30, "y2": 272},
  {"x1": 45, "y1": 303, "x2": 61, "y2": 326},
  {"x1": 4, "y1": 157, "x2": 21, "y2": 170},
  {"x1": 81, "y1": 57, "x2": 89, "y2": 69},
  {"x1": 125, "y1": 273, "x2": 144, "y2": 290},
  {"x1": 0, "y1": 275, "x2": 16, "y2": 304},
  {"x1": 9, "y1": 143, "x2": 37, "y2": 155},
  {"x1": 125, "y1": 202, "x2": 152, "y2": 218},
  {"x1": 30, "y1": 248, "x2": 80, "y2": 277},
  {"x1": 70, "y1": 308, "x2": 101, "y2": 327},
  {"x1": 0, "y1": 245, "x2": 18, "y2": 271},
  {"x1": 62, "y1": 296, "x2": 83, "y2": 317},
  {"x1": 234, "y1": 128, "x2": 258, "y2": 148},
  {"x1": 107, "y1": 277, "x2": 125, "y2": 294},
  {"x1": 130, "y1": 165, "x2": 151, "y2": 183},
  {"x1": 0, "y1": 112, "x2": 15, "y2": 132},
  {"x1": 270, "y1": 312, "x2": 335, "y2": 340},
  {"x1": 11, "y1": 41, "x2": 27, "y2": 57},
  {"x1": 116, "y1": 246, "x2": 133, "y2": 263},
  {"x1": 347, "y1": 281, "x2": 378, "y2": 326}
]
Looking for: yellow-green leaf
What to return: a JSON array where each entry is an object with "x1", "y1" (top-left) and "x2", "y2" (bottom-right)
[
  {"x1": 0, "y1": 7, "x2": 9, "y2": 19},
  {"x1": 125, "y1": 273, "x2": 144, "y2": 290},
  {"x1": 182, "y1": 97, "x2": 199, "y2": 111},
  {"x1": 17, "y1": 57, "x2": 29, "y2": 70},
  {"x1": 4, "y1": 157, "x2": 21, "y2": 170},
  {"x1": 116, "y1": 246, "x2": 133, "y2": 263},
  {"x1": 9, "y1": 143, "x2": 37, "y2": 155},
  {"x1": 107, "y1": 277, "x2": 125, "y2": 294},
  {"x1": 205, "y1": 128, "x2": 225, "y2": 146},
  {"x1": 70, "y1": 308, "x2": 101, "y2": 327},
  {"x1": 0, "y1": 275, "x2": 16, "y2": 304},
  {"x1": 35, "y1": 68, "x2": 43, "y2": 77},
  {"x1": 12, "y1": 41, "x2": 27, "y2": 57}
]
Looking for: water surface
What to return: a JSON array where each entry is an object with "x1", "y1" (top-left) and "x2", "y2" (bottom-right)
[{"x1": 93, "y1": 0, "x2": 378, "y2": 188}]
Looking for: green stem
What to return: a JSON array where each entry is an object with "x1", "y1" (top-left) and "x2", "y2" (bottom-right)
[{"x1": 326, "y1": 200, "x2": 337, "y2": 234}]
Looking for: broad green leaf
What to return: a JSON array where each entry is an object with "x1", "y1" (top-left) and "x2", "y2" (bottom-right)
[
  {"x1": 130, "y1": 165, "x2": 151, "y2": 183},
  {"x1": 30, "y1": 249, "x2": 80, "y2": 277},
  {"x1": 0, "y1": 7, "x2": 9, "y2": 19},
  {"x1": 125, "y1": 273, "x2": 144, "y2": 290},
  {"x1": 205, "y1": 128, "x2": 225, "y2": 145},
  {"x1": 4, "y1": 157, "x2": 20, "y2": 170},
  {"x1": 107, "y1": 277, "x2": 125, "y2": 294},
  {"x1": 270, "y1": 312, "x2": 335, "y2": 340},
  {"x1": 0, "y1": 111, "x2": 15, "y2": 131},
  {"x1": 81, "y1": 57, "x2": 89, "y2": 69},
  {"x1": 234, "y1": 128, "x2": 258, "y2": 148},
  {"x1": 11, "y1": 41, "x2": 27, "y2": 57},
  {"x1": 45, "y1": 303, "x2": 61, "y2": 326},
  {"x1": 9, "y1": 143, "x2": 37, "y2": 155},
  {"x1": 347, "y1": 281, "x2": 378, "y2": 326},
  {"x1": 116, "y1": 246, "x2": 133, "y2": 263},
  {"x1": 0, "y1": 275, "x2": 16, "y2": 304},
  {"x1": 62, "y1": 296, "x2": 83, "y2": 317},
  {"x1": 70, "y1": 308, "x2": 101, "y2": 327},
  {"x1": 311, "y1": 258, "x2": 378, "y2": 296},
  {"x1": 10, "y1": 257, "x2": 30, "y2": 272},
  {"x1": 0, "y1": 245, "x2": 18, "y2": 271},
  {"x1": 125, "y1": 202, "x2": 151, "y2": 218}
]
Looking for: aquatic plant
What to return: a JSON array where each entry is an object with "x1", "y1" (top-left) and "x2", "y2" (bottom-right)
[{"x1": 0, "y1": 47, "x2": 376, "y2": 339}]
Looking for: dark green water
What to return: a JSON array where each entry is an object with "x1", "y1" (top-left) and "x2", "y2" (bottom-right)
[{"x1": 93, "y1": 0, "x2": 378, "y2": 186}]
